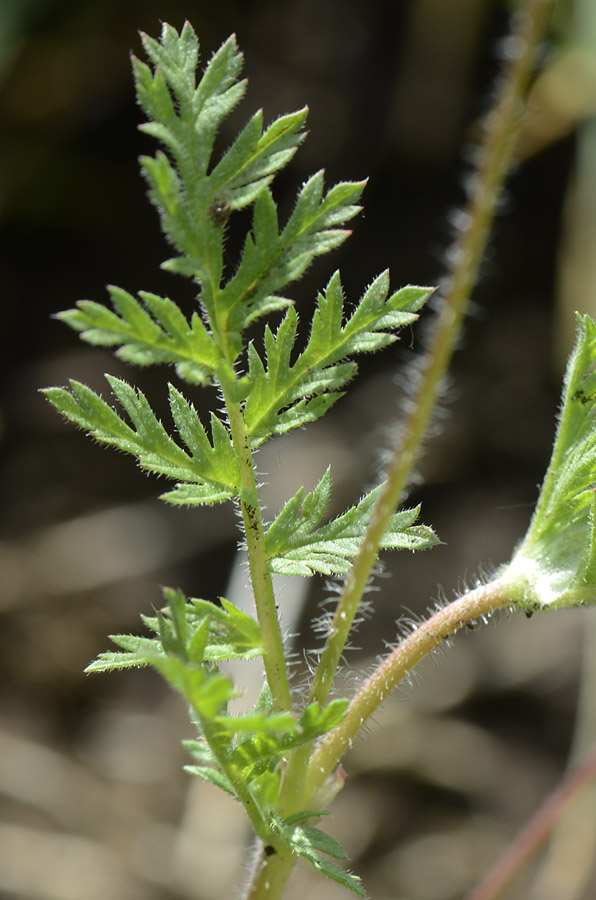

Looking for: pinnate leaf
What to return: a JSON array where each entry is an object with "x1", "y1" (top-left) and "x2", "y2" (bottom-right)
[
  {"x1": 209, "y1": 107, "x2": 308, "y2": 206},
  {"x1": 265, "y1": 468, "x2": 438, "y2": 576},
  {"x1": 244, "y1": 270, "x2": 433, "y2": 447},
  {"x1": 271, "y1": 812, "x2": 365, "y2": 897},
  {"x1": 137, "y1": 24, "x2": 244, "y2": 175},
  {"x1": 43, "y1": 376, "x2": 240, "y2": 505},
  {"x1": 219, "y1": 174, "x2": 367, "y2": 337},
  {"x1": 229, "y1": 699, "x2": 348, "y2": 773},
  {"x1": 56, "y1": 286, "x2": 218, "y2": 385},
  {"x1": 89, "y1": 587, "x2": 264, "y2": 673},
  {"x1": 134, "y1": 22, "x2": 308, "y2": 290}
]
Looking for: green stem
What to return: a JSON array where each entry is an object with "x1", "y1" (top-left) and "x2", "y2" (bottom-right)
[
  {"x1": 208, "y1": 241, "x2": 292, "y2": 714},
  {"x1": 278, "y1": 743, "x2": 311, "y2": 814},
  {"x1": 308, "y1": 0, "x2": 553, "y2": 711},
  {"x1": 201, "y1": 718, "x2": 270, "y2": 840},
  {"x1": 242, "y1": 843, "x2": 297, "y2": 900},
  {"x1": 305, "y1": 577, "x2": 512, "y2": 800},
  {"x1": 226, "y1": 397, "x2": 292, "y2": 712},
  {"x1": 254, "y1": 579, "x2": 513, "y2": 898}
]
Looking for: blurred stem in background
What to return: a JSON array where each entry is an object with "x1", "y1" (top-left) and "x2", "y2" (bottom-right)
[{"x1": 528, "y1": 613, "x2": 596, "y2": 900}]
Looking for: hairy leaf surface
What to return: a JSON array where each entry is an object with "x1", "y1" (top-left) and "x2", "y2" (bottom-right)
[
  {"x1": 133, "y1": 22, "x2": 307, "y2": 293},
  {"x1": 265, "y1": 468, "x2": 438, "y2": 576},
  {"x1": 271, "y1": 812, "x2": 365, "y2": 897},
  {"x1": 218, "y1": 175, "x2": 366, "y2": 338},
  {"x1": 57, "y1": 287, "x2": 218, "y2": 385},
  {"x1": 245, "y1": 271, "x2": 432, "y2": 446},
  {"x1": 43, "y1": 376, "x2": 240, "y2": 505},
  {"x1": 505, "y1": 313, "x2": 596, "y2": 609}
]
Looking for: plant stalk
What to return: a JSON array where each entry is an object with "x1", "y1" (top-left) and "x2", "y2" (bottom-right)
[
  {"x1": 244, "y1": 0, "x2": 552, "y2": 896},
  {"x1": 308, "y1": 0, "x2": 553, "y2": 710},
  {"x1": 226, "y1": 397, "x2": 293, "y2": 712},
  {"x1": 242, "y1": 843, "x2": 297, "y2": 900},
  {"x1": 306, "y1": 578, "x2": 512, "y2": 799},
  {"x1": 201, "y1": 716, "x2": 270, "y2": 840},
  {"x1": 464, "y1": 742, "x2": 596, "y2": 900},
  {"x1": 208, "y1": 224, "x2": 293, "y2": 713},
  {"x1": 254, "y1": 579, "x2": 512, "y2": 900}
]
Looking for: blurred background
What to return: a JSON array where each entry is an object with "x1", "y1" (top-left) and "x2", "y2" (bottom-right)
[{"x1": 2, "y1": 0, "x2": 596, "y2": 898}]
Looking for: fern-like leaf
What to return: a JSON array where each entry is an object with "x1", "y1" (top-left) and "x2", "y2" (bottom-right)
[
  {"x1": 244, "y1": 271, "x2": 432, "y2": 447},
  {"x1": 209, "y1": 107, "x2": 308, "y2": 208},
  {"x1": 229, "y1": 699, "x2": 348, "y2": 774},
  {"x1": 42, "y1": 376, "x2": 240, "y2": 505},
  {"x1": 56, "y1": 286, "x2": 219, "y2": 385},
  {"x1": 271, "y1": 812, "x2": 365, "y2": 897},
  {"x1": 133, "y1": 22, "x2": 307, "y2": 289},
  {"x1": 144, "y1": 592, "x2": 264, "y2": 661},
  {"x1": 219, "y1": 175, "x2": 366, "y2": 339},
  {"x1": 265, "y1": 468, "x2": 438, "y2": 576}
]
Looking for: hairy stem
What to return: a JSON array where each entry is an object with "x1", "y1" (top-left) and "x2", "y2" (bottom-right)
[
  {"x1": 306, "y1": 578, "x2": 512, "y2": 799},
  {"x1": 243, "y1": 1, "x2": 552, "y2": 896},
  {"x1": 464, "y1": 743, "x2": 596, "y2": 900},
  {"x1": 308, "y1": 0, "x2": 553, "y2": 710},
  {"x1": 226, "y1": 398, "x2": 292, "y2": 712},
  {"x1": 201, "y1": 717, "x2": 270, "y2": 840},
  {"x1": 255, "y1": 580, "x2": 512, "y2": 900},
  {"x1": 210, "y1": 244, "x2": 292, "y2": 713},
  {"x1": 242, "y1": 843, "x2": 296, "y2": 900}
]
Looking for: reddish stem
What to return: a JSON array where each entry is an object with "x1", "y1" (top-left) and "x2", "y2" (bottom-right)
[{"x1": 465, "y1": 744, "x2": 596, "y2": 900}]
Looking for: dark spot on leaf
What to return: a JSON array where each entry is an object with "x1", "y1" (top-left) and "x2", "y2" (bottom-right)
[{"x1": 209, "y1": 198, "x2": 232, "y2": 226}]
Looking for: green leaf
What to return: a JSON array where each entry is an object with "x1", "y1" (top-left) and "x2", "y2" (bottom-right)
[
  {"x1": 42, "y1": 376, "x2": 240, "y2": 506},
  {"x1": 504, "y1": 313, "x2": 596, "y2": 609},
  {"x1": 133, "y1": 22, "x2": 311, "y2": 302},
  {"x1": 87, "y1": 630, "x2": 188, "y2": 682},
  {"x1": 254, "y1": 682, "x2": 274, "y2": 715},
  {"x1": 229, "y1": 699, "x2": 348, "y2": 773},
  {"x1": 138, "y1": 25, "x2": 244, "y2": 176},
  {"x1": 284, "y1": 809, "x2": 331, "y2": 826},
  {"x1": 56, "y1": 286, "x2": 219, "y2": 385},
  {"x1": 168, "y1": 385, "x2": 241, "y2": 498},
  {"x1": 184, "y1": 764, "x2": 236, "y2": 796},
  {"x1": 301, "y1": 852, "x2": 366, "y2": 897},
  {"x1": 87, "y1": 586, "x2": 268, "y2": 733},
  {"x1": 141, "y1": 589, "x2": 263, "y2": 662},
  {"x1": 298, "y1": 826, "x2": 348, "y2": 860},
  {"x1": 84, "y1": 646, "x2": 154, "y2": 674},
  {"x1": 135, "y1": 26, "x2": 246, "y2": 280},
  {"x1": 265, "y1": 468, "x2": 438, "y2": 576},
  {"x1": 209, "y1": 107, "x2": 308, "y2": 204},
  {"x1": 298, "y1": 699, "x2": 349, "y2": 734},
  {"x1": 218, "y1": 176, "x2": 367, "y2": 338},
  {"x1": 159, "y1": 483, "x2": 235, "y2": 506},
  {"x1": 271, "y1": 812, "x2": 365, "y2": 897},
  {"x1": 244, "y1": 271, "x2": 433, "y2": 447},
  {"x1": 189, "y1": 597, "x2": 264, "y2": 660},
  {"x1": 183, "y1": 738, "x2": 217, "y2": 766}
]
